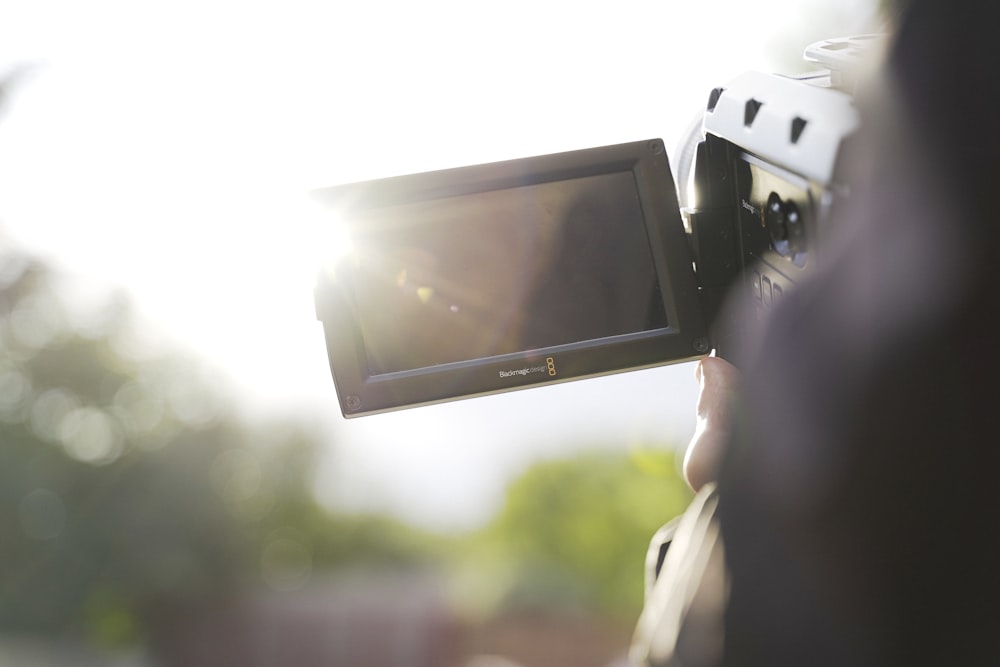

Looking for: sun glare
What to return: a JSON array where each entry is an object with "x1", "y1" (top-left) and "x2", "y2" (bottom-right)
[
  {"x1": 0, "y1": 0, "x2": 882, "y2": 528},
  {"x1": 311, "y1": 208, "x2": 355, "y2": 273}
]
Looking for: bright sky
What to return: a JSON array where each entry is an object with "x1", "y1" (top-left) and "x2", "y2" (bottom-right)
[{"x1": 0, "y1": 0, "x2": 879, "y2": 531}]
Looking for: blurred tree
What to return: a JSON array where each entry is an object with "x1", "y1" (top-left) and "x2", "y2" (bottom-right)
[
  {"x1": 0, "y1": 242, "x2": 691, "y2": 666},
  {"x1": 471, "y1": 448, "x2": 692, "y2": 623},
  {"x1": 0, "y1": 255, "x2": 235, "y2": 645},
  {"x1": 0, "y1": 247, "x2": 447, "y2": 658}
]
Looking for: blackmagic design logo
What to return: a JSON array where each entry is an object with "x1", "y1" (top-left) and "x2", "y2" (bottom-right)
[
  {"x1": 741, "y1": 198, "x2": 759, "y2": 218},
  {"x1": 498, "y1": 359, "x2": 557, "y2": 380}
]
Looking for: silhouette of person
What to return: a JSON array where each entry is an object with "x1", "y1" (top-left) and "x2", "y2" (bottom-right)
[{"x1": 634, "y1": 0, "x2": 1000, "y2": 664}]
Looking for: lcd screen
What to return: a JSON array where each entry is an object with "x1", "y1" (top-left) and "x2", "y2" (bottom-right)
[{"x1": 344, "y1": 170, "x2": 667, "y2": 374}]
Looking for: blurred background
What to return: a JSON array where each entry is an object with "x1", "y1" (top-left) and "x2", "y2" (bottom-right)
[{"x1": 0, "y1": 1, "x2": 880, "y2": 665}]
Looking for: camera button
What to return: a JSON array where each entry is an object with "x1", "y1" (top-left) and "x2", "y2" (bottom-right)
[
  {"x1": 762, "y1": 276, "x2": 773, "y2": 306},
  {"x1": 751, "y1": 271, "x2": 763, "y2": 301}
]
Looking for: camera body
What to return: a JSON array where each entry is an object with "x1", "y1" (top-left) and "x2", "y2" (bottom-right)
[
  {"x1": 682, "y1": 41, "x2": 866, "y2": 364},
  {"x1": 313, "y1": 37, "x2": 872, "y2": 417}
]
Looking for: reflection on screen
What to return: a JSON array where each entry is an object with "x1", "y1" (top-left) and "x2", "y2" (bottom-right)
[{"x1": 346, "y1": 171, "x2": 667, "y2": 374}]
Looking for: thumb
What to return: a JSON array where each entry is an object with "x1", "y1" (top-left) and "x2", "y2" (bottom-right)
[{"x1": 683, "y1": 356, "x2": 741, "y2": 491}]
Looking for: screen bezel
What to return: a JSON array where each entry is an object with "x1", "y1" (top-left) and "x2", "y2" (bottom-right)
[{"x1": 313, "y1": 139, "x2": 707, "y2": 417}]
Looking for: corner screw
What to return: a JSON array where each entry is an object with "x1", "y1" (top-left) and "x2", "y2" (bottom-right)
[
  {"x1": 693, "y1": 338, "x2": 710, "y2": 354},
  {"x1": 345, "y1": 395, "x2": 362, "y2": 412}
]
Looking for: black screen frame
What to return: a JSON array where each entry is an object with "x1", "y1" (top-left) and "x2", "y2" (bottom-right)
[{"x1": 313, "y1": 139, "x2": 707, "y2": 417}]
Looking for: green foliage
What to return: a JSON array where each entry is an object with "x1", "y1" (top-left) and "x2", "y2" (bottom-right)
[
  {"x1": 0, "y1": 254, "x2": 449, "y2": 651},
  {"x1": 0, "y1": 248, "x2": 695, "y2": 657},
  {"x1": 473, "y1": 448, "x2": 692, "y2": 622}
]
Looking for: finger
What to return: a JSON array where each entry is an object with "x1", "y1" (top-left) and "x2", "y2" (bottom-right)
[{"x1": 684, "y1": 357, "x2": 741, "y2": 491}]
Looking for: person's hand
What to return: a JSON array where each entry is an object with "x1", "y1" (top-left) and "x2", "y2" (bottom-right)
[{"x1": 683, "y1": 356, "x2": 741, "y2": 491}]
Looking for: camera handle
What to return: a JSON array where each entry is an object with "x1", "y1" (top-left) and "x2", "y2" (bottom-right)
[{"x1": 804, "y1": 35, "x2": 887, "y2": 93}]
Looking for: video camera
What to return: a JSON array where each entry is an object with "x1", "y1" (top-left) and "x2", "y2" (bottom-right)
[{"x1": 313, "y1": 36, "x2": 878, "y2": 418}]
